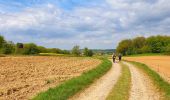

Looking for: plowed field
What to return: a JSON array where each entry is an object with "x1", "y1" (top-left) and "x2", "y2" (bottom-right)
[
  {"x1": 0, "y1": 56, "x2": 101, "y2": 100},
  {"x1": 124, "y1": 56, "x2": 170, "y2": 83}
]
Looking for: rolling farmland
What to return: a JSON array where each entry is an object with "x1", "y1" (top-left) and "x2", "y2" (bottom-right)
[
  {"x1": 0, "y1": 56, "x2": 101, "y2": 100},
  {"x1": 124, "y1": 56, "x2": 170, "y2": 83}
]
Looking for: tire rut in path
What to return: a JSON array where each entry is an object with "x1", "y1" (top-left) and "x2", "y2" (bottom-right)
[
  {"x1": 123, "y1": 62, "x2": 161, "y2": 100},
  {"x1": 69, "y1": 60, "x2": 121, "y2": 100}
]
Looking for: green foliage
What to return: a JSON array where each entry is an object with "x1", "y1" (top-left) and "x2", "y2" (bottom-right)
[
  {"x1": 116, "y1": 35, "x2": 170, "y2": 55},
  {"x1": 0, "y1": 35, "x2": 70, "y2": 55},
  {"x1": 23, "y1": 43, "x2": 40, "y2": 55},
  {"x1": 33, "y1": 58, "x2": 112, "y2": 100},
  {"x1": 61, "y1": 50, "x2": 70, "y2": 54},
  {"x1": 164, "y1": 44, "x2": 170, "y2": 55},
  {"x1": 146, "y1": 36, "x2": 163, "y2": 53},
  {"x1": 37, "y1": 46, "x2": 48, "y2": 53},
  {"x1": 132, "y1": 37, "x2": 145, "y2": 49},
  {"x1": 1, "y1": 41, "x2": 15, "y2": 54},
  {"x1": 116, "y1": 39, "x2": 132, "y2": 55},
  {"x1": 83, "y1": 47, "x2": 94, "y2": 57},
  {"x1": 71, "y1": 45, "x2": 81, "y2": 56},
  {"x1": 0, "y1": 35, "x2": 5, "y2": 48}
]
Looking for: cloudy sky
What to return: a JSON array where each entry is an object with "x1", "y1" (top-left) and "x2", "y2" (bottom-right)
[{"x1": 0, "y1": 0, "x2": 170, "y2": 49}]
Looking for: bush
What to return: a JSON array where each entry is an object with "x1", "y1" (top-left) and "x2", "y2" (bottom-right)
[
  {"x1": 83, "y1": 47, "x2": 93, "y2": 57},
  {"x1": 1, "y1": 41, "x2": 15, "y2": 54},
  {"x1": 0, "y1": 35, "x2": 5, "y2": 48},
  {"x1": 71, "y1": 45, "x2": 81, "y2": 56},
  {"x1": 116, "y1": 35, "x2": 170, "y2": 55},
  {"x1": 116, "y1": 39, "x2": 132, "y2": 55},
  {"x1": 23, "y1": 43, "x2": 40, "y2": 55},
  {"x1": 165, "y1": 44, "x2": 170, "y2": 55}
]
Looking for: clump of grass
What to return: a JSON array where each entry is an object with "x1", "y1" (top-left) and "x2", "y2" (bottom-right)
[
  {"x1": 125, "y1": 53, "x2": 163, "y2": 57},
  {"x1": 32, "y1": 58, "x2": 112, "y2": 100},
  {"x1": 130, "y1": 61, "x2": 170, "y2": 100},
  {"x1": 45, "y1": 79, "x2": 55, "y2": 84},
  {"x1": 106, "y1": 62, "x2": 131, "y2": 100}
]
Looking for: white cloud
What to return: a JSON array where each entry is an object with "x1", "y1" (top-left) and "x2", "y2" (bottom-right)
[{"x1": 0, "y1": 0, "x2": 170, "y2": 49}]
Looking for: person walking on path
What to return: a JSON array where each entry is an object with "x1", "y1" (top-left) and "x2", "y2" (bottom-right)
[
  {"x1": 118, "y1": 53, "x2": 122, "y2": 62},
  {"x1": 112, "y1": 53, "x2": 116, "y2": 63}
]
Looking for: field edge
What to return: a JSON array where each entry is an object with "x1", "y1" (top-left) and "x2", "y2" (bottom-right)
[
  {"x1": 32, "y1": 58, "x2": 112, "y2": 100},
  {"x1": 128, "y1": 61, "x2": 170, "y2": 100}
]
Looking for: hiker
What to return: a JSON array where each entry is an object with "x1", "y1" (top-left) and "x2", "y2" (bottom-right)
[
  {"x1": 118, "y1": 53, "x2": 122, "y2": 61},
  {"x1": 112, "y1": 53, "x2": 116, "y2": 63}
]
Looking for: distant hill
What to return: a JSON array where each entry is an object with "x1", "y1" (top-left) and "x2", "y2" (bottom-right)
[{"x1": 91, "y1": 49, "x2": 116, "y2": 54}]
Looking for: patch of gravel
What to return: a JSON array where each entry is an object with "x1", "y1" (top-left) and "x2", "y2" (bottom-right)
[
  {"x1": 123, "y1": 62, "x2": 162, "y2": 100},
  {"x1": 69, "y1": 60, "x2": 122, "y2": 100}
]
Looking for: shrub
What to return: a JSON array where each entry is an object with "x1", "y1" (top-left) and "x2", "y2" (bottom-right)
[
  {"x1": 71, "y1": 45, "x2": 81, "y2": 56},
  {"x1": 83, "y1": 47, "x2": 93, "y2": 57},
  {"x1": 1, "y1": 41, "x2": 15, "y2": 54},
  {"x1": 23, "y1": 43, "x2": 40, "y2": 55}
]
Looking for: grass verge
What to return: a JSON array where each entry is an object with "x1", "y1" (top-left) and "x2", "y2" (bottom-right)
[
  {"x1": 32, "y1": 58, "x2": 112, "y2": 100},
  {"x1": 129, "y1": 61, "x2": 170, "y2": 100},
  {"x1": 106, "y1": 62, "x2": 131, "y2": 100},
  {"x1": 125, "y1": 53, "x2": 164, "y2": 57}
]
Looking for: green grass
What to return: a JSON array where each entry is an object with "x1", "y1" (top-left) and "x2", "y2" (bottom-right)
[
  {"x1": 32, "y1": 58, "x2": 112, "y2": 100},
  {"x1": 39, "y1": 53, "x2": 74, "y2": 57},
  {"x1": 106, "y1": 62, "x2": 131, "y2": 100},
  {"x1": 129, "y1": 61, "x2": 170, "y2": 100},
  {"x1": 125, "y1": 53, "x2": 164, "y2": 57}
]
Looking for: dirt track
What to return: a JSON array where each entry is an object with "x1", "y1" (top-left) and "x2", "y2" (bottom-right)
[
  {"x1": 70, "y1": 60, "x2": 121, "y2": 100},
  {"x1": 0, "y1": 56, "x2": 101, "y2": 100},
  {"x1": 124, "y1": 56, "x2": 170, "y2": 83},
  {"x1": 123, "y1": 62, "x2": 161, "y2": 100}
]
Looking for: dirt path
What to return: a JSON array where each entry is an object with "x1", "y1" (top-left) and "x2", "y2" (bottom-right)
[
  {"x1": 69, "y1": 60, "x2": 121, "y2": 100},
  {"x1": 123, "y1": 62, "x2": 161, "y2": 100}
]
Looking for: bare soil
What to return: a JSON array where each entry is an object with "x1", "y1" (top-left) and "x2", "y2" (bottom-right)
[
  {"x1": 124, "y1": 56, "x2": 170, "y2": 83},
  {"x1": 0, "y1": 56, "x2": 101, "y2": 100},
  {"x1": 69, "y1": 60, "x2": 121, "y2": 100}
]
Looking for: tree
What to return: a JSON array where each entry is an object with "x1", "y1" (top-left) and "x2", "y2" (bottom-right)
[
  {"x1": 140, "y1": 45, "x2": 151, "y2": 53},
  {"x1": 72, "y1": 45, "x2": 80, "y2": 56},
  {"x1": 1, "y1": 41, "x2": 15, "y2": 54},
  {"x1": 37, "y1": 46, "x2": 48, "y2": 53},
  {"x1": 146, "y1": 36, "x2": 163, "y2": 53},
  {"x1": 116, "y1": 35, "x2": 170, "y2": 55},
  {"x1": 165, "y1": 44, "x2": 170, "y2": 55},
  {"x1": 47, "y1": 48, "x2": 62, "y2": 53},
  {"x1": 88, "y1": 50, "x2": 93, "y2": 57},
  {"x1": 116, "y1": 39, "x2": 132, "y2": 55},
  {"x1": 83, "y1": 47, "x2": 89, "y2": 56},
  {"x1": 132, "y1": 37, "x2": 146, "y2": 48},
  {"x1": 0, "y1": 35, "x2": 5, "y2": 48},
  {"x1": 132, "y1": 37, "x2": 146, "y2": 54},
  {"x1": 83, "y1": 47, "x2": 93, "y2": 57},
  {"x1": 61, "y1": 50, "x2": 70, "y2": 54},
  {"x1": 23, "y1": 43, "x2": 40, "y2": 55}
]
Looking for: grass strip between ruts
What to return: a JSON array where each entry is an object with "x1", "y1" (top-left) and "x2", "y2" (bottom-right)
[
  {"x1": 32, "y1": 58, "x2": 112, "y2": 100},
  {"x1": 106, "y1": 62, "x2": 131, "y2": 100},
  {"x1": 129, "y1": 61, "x2": 170, "y2": 100}
]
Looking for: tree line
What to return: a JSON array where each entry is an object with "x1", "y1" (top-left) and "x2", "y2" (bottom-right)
[
  {"x1": 116, "y1": 35, "x2": 170, "y2": 55},
  {"x1": 0, "y1": 35, "x2": 93, "y2": 56}
]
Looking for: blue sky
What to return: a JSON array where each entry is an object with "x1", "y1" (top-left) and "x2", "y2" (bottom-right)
[{"x1": 0, "y1": 0, "x2": 170, "y2": 49}]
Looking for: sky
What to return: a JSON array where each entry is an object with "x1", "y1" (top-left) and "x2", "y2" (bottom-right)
[{"x1": 0, "y1": 0, "x2": 170, "y2": 49}]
